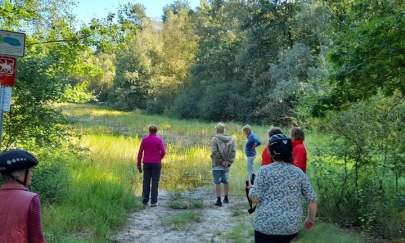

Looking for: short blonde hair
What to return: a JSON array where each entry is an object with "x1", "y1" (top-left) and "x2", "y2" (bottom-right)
[{"x1": 242, "y1": 125, "x2": 251, "y2": 132}]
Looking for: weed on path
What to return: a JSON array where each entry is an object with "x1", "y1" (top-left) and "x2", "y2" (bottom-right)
[{"x1": 113, "y1": 188, "x2": 253, "y2": 243}]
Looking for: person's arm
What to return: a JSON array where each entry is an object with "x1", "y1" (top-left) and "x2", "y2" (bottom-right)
[
  {"x1": 228, "y1": 140, "x2": 236, "y2": 166},
  {"x1": 305, "y1": 201, "x2": 318, "y2": 230},
  {"x1": 261, "y1": 147, "x2": 270, "y2": 166},
  {"x1": 210, "y1": 137, "x2": 219, "y2": 159},
  {"x1": 160, "y1": 138, "x2": 166, "y2": 160},
  {"x1": 248, "y1": 168, "x2": 264, "y2": 203},
  {"x1": 28, "y1": 196, "x2": 46, "y2": 243},
  {"x1": 137, "y1": 140, "x2": 144, "y2": 167},
  {"x1": 253, "y1": 133, "x2": 261, "y2": 147},
  {"x1": 293, "y1": 145, "x2": 307, "y2": 173},
  {"x1": 301, "y1": 174, "x2": 318, "y2": 230}
]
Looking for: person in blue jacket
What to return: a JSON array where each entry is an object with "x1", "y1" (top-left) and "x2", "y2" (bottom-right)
[{"x1": 242, "y1": 125, "x2": 261, "y2": 180}]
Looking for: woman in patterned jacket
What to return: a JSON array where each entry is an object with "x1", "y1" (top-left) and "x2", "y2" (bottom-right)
[{"x1": 248, "y1": 134, "x2": 318, "y2": 243}]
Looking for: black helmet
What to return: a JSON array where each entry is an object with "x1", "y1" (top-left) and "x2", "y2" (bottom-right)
[
  {"x1": 0, "y1": 149, "x2": 39, "y2": 174},
  {"x1": 268, "y1": 134, "x2": 292, "y2": 156}
]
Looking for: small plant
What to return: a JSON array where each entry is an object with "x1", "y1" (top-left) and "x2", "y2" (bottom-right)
[
  {"x1": 167, "y1": 191, "x2": 204, "y2": 209},
  {"x1": 30, "y1": 159, "x2": 69, "y2": 204},
  {"x1": 161, "y1": 211, "x2": 203, "y2": 229}
]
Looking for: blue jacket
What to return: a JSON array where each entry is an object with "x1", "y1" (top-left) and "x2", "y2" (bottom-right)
[{"x1": 244, "y1": 131, "x2": 261, "y2": 157}]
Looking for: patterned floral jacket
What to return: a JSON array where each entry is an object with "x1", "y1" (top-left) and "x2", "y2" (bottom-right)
[{"x1": 249, "y1": 162, "x2": 317, "y2": 235}]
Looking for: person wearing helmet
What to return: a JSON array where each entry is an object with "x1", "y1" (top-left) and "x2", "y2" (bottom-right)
[
  {"x1": 248, "y1": 134, "x2": 318, "y2": 243},
  {"x1": 0, "y1": 149, "x2": 46, "y2": 243}
]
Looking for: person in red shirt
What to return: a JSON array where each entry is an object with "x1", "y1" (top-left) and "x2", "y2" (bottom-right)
[
  {"x1": 261, "y1": 127, "x2": 283, "y2": 166},
  {"x1": 0, "y1": 149, "x2": 46, "y2": 243},
  {"x1": 290, "y1": 127, "x2": 307, "y2": 173},
  {"x1": 137, "y1": 124, "x2": 166, "y2": 207}
]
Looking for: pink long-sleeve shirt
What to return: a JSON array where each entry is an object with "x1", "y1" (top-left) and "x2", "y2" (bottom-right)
[{"x1": 137, "y1": 133, "x2": 166, "y2": 166}]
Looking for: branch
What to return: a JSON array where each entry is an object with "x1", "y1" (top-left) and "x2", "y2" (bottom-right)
[{"x1": 26, "y1": 35, "x2": 90, "y2": 47}]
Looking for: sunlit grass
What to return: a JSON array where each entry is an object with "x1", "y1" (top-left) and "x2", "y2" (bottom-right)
[{"x1": 42, "y1": 103, "x2": 366, "y2": 242}]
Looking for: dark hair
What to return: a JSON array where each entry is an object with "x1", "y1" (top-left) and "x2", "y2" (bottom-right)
[
  {"x1": 272, "y1": 153, "x2": 293, "y2": 164},
  {"x1": 149, "y1": 125, "x2": 158, "y2": 134},
  {"x1": 290, "y1": 127, "x2": 305, "y2": 141},
  {"x1": 268, "y1": 127, "x2": 283, "y2": 137}
]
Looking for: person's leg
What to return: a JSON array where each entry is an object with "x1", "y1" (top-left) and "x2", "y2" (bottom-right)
[
  {"x1": 216, "y1": 184, "x2": 221, "y2": 197},
  {"x1": 254, "y1": 231, "x2": 298, "y2": 243},
  {"x1": 222, "y1": 170, "x2": 229, "y2": 203},
  {"x1": 142, "y1": 164, "x2": 152, "y2": 204},
  {"x1": 150, "y1": 163, "x2": 162, "y2": 205},
  {"x1": 254, "y1": 230, "x2": 269, "y2": 243},
  {"x1": 247, "y1": 156, "x2": 255, "y2": 180},
  {"x1": 212, "y1": 170, "x2": 222, "y2": 206}
]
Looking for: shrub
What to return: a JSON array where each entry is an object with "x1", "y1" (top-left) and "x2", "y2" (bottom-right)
[
  {"x1": 309, "y1": 92, "x2": 404, "y2": 239},
  {"x1": 30, "y1": 157, "x2": 70, "y2": 204}
]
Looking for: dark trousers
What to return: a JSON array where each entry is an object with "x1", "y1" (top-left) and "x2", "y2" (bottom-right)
[
  {"x1": 142, "y1": 163, "x2": 162, "y2": 204},
  {"x1": 254, "y1": 230, "x2": 297, "y2": 243}
]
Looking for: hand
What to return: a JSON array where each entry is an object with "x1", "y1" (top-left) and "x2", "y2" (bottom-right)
[
  {"x1": 304, "y1": 218, "x2": 314, "y2": 231},
  {"x1": 246, "y1": 180, "x2": 253, "y2": 190},
  {"x1": 222, "y1": 161, "x2": 231, "y2": 168},
  {"x1": 137, "y1": 165, "x2": 142, "y2": 173}
]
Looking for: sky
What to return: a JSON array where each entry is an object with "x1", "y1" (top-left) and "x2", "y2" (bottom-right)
[{"x1": 73, "y1": 0, "x2": 201, "y2": 24}]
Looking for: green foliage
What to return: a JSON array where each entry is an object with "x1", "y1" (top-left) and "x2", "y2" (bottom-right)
[
  {"x1": 30, "y1": 155, "x2": 69, "y2": 204},
  {"x1": 313, "y1": 0, "x2": 405, "y2": 115},
  {"x1": 309, "y1": 92, "x2": 404, "y2": 238},
  {"x1": 41, "y1": 146, "x2": 140, "y2": 241},
  {"x1": 3, "y1": 56, "x2": 69, "y2": 150},
  {"x1": 62, "y1": 83, "x2": 96, "y2": 104}
]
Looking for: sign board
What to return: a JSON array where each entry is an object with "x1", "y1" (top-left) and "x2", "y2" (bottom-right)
[
  {"x1": 0, "y1": 30, "x2": 26, "y2": 57},
  {"x1": 0, "y1": 56, "x2": 16, "y2": 86},
  {"x1": 0, "y1": 86, "x2": 12, "y2": 112}
]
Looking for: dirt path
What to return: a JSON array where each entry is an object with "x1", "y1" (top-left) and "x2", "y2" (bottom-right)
[{"x1": 113, "y1": 188, "x2": 253, "y2": 243}]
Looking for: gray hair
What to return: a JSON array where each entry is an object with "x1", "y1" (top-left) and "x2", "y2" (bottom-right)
[
  {"x1": 1, "y1": 169, "x2": 26, "y2": 182},
  {"x1": 242, "y1": 125, "x2": 251, "y2": 132}
]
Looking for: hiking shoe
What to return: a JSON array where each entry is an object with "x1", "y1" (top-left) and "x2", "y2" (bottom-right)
[
  {"x1": 214, "y1": 201, "x2": 222, "y2": 207},
  {"x1": 151, "y1": 203, "x2": 158, "y2": 207},
  {"x1": 223, "y1": 197, "x2": 229, "y2": 203}
]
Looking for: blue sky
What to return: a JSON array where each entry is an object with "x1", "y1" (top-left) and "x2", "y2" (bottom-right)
[{"x1": 73, "y1": 0, "x2": 201, "y2": 23}]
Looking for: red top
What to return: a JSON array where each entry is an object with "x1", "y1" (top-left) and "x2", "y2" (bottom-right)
[
  {"x1": 0, "y1": 182, "x2": 46, "y2": 243},
  {"x1": 261, "y1": 147, "x2": 273, "y2": 166},
  {"x1": 137, "y1": 133, "x2": 166, "y2": 166},
  {"x1": 292, "y1": 140, "x2": 307, "y2": 173}
]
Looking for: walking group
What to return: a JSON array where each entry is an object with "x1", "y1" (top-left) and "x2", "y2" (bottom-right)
[
  {"x1": 137, "y1": 123, "x2": 318, "y2": 242},
  {"x1": 0, "y1": 123, "x2": 317, "y2": 243}
]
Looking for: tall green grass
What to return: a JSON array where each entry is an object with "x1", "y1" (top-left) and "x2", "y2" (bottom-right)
[{"x1": 41, "y1": 104, "x2": 364, "y2": 242}]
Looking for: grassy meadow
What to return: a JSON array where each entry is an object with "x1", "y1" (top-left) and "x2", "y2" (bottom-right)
[{"x1": 39, "y1": 103, "x2": 365, "y2": 242}]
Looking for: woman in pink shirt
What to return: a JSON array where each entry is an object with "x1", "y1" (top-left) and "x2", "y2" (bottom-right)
[{"x1": 137, "y1": 125, "x2": 166, "y2": 207}]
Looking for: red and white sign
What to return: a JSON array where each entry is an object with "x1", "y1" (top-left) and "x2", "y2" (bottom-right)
[{"x1": 0, "y1": 56, "x2": 16, "y2": 86}]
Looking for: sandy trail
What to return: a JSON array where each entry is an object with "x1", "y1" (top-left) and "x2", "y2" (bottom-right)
[{"x1": 113, "y1": 188, "x2": 252, "y2": 243}]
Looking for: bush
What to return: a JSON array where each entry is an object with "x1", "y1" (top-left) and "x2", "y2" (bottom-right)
[
  {"x1": 309, "y1": 92, "x2": 404, "y2": 239},
  {"x1": 30, "y1": 157, "x2": 70, "y2": 204}
]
